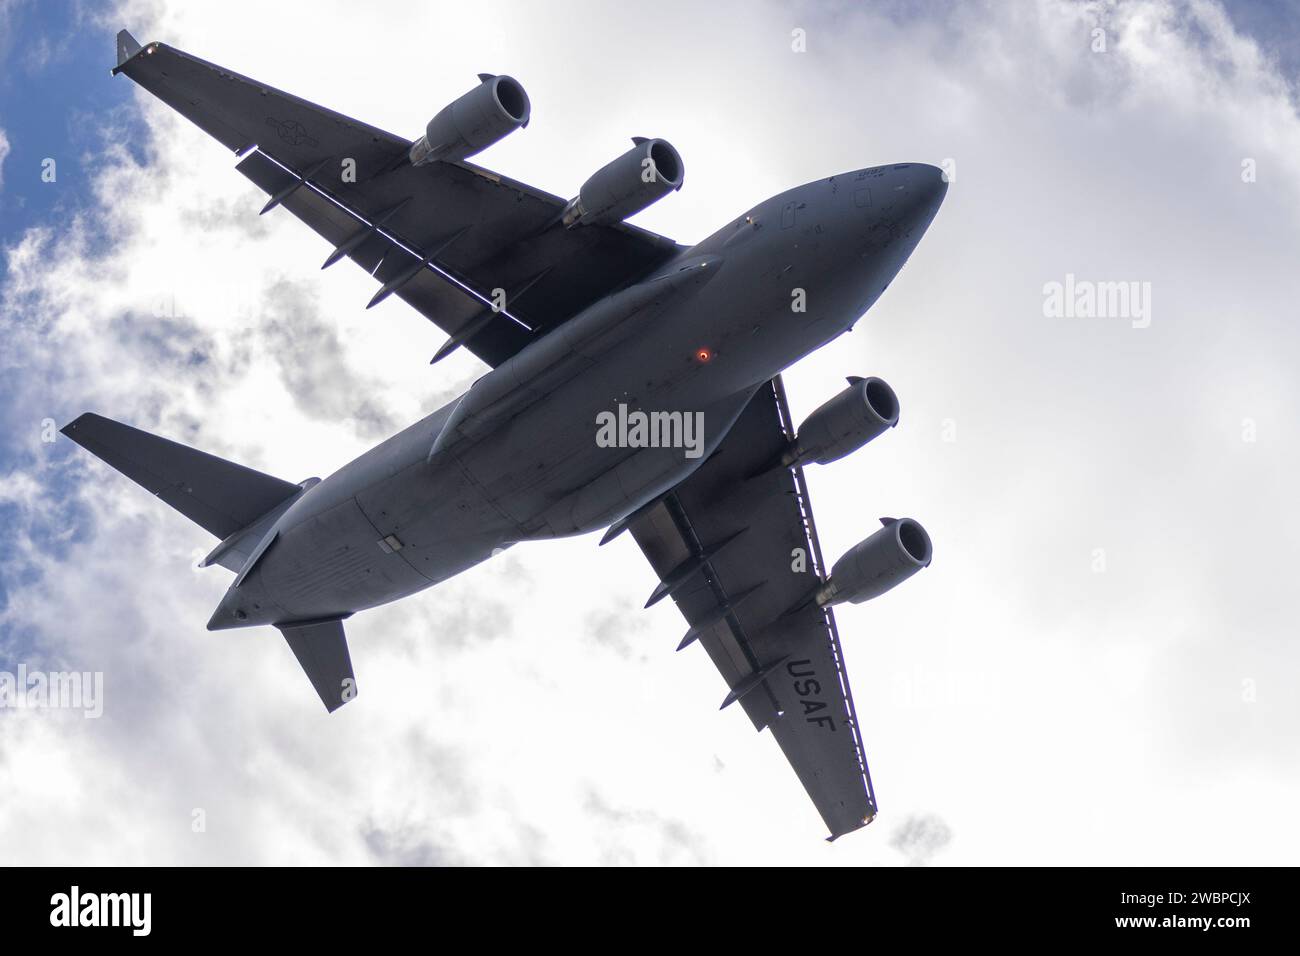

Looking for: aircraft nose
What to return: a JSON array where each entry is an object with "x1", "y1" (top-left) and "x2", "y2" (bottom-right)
[
  {"x1": 902, "y1": 163, "x2": 947, "y2": 215},
  {"x1": 888, "y1": 164, "x2": 947, "y2": 241}
]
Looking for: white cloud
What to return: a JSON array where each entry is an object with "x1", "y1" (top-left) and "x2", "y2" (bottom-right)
[
  {"x1": 0, "y1": 127, "x2": 10, "y2": 190},
  {"x1": 2, "y1": 0, "x2": 1299, "y2": 864}
]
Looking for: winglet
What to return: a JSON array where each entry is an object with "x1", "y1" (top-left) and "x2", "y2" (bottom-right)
[{"x1": 113, "y1": 30, "x2": 143, "y2": 75}]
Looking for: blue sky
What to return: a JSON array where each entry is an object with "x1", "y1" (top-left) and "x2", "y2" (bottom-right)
[
  {"x1": 0, "y1": 1, "x2": 144, "y2": 238},
  {"x1": 0, "y1": 2, "x2": 147, "y2": 645},
  {"x1": 1221, "y1": 0, "x2": 1300, "y2": 78}
]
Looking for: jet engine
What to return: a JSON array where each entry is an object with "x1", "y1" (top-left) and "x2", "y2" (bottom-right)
[
  {"x1": 815, "y1": 518, "x2": 932, "y2": 607},
  {"x1": 562, "y1": 138, "x2": 684, "y2": 227},
  {"x1": 786, "y1": 376, "x2": 899, "y2": 468},
  {"x1": 408, "y1": 74, "x2": 531, "y2": 166}
]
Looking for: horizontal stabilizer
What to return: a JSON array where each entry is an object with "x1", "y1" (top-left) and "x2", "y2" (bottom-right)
[
  {"x1": 62, "y1": 413, "x2": 301, "y2": 539},
  {"x1": 278, "y1": 618, "x2": 356, "y2": 713}
]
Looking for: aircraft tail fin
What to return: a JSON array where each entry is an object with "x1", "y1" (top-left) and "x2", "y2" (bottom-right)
[
  {"x1": 61, "y1": 413, "x2": 302, "y2": 540},
  {"x1": 277, "y1": 618, "x2": 356, "y2": 712}
]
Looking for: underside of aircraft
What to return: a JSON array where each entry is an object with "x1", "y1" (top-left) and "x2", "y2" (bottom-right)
[{"x1": 62, "y1": 29, "x2": 947, "y2": 840}]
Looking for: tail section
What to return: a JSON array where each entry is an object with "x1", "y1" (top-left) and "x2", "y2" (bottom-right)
[
  {"x1": 65, "y1": 413, "x2": 357, "y2": 713},
  {"x1": 62, "y1": 413, "x2": 302, "y2": 540}
]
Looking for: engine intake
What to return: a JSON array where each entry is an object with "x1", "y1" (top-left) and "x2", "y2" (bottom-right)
[
  {"x1": 563, "y1": 138, "x2": 684, "y2": 227},
  {"x1": 409, "y1": 74, "x2": 531, "y2": 166},
  {"x1": 816, "y1": 518, "x2": 932, "y2": 607},
  {"x1": 786, "y1": 376, "x2": 899, "y2": 468}
]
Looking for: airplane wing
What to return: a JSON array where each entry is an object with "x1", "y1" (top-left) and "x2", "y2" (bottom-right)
[
  {"x1": 113, "y1": 33, "x2": 682, "y2": 368},
  {"x1": 625, "y1": 377, "x2": 878, "y2": 840}
]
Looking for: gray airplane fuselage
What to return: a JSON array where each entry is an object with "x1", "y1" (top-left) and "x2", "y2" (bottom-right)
[{"x1": 209, "y1": 163, "x2": 946, "y2": 630}]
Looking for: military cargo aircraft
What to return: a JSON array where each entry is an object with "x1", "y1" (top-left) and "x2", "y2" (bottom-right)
[{"x1": 64, "y1": 30, "x2": 947, "y2": 839}]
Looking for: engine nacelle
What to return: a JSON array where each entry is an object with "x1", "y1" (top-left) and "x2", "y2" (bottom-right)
[
  {"x1": 562, "y1": 138, "x2": 684, "y2": 227},
  {"x1": 816, "y1": 518, "x2": 932, "y2": 607},
  {"x1": 786, "y1": 376, "x2": 899, "y2": 467},
  {"x1": 409, "y1": 74, "x2": 531, "y2": 166}
]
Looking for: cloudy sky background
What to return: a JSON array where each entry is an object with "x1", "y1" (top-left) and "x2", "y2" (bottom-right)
[{"x1": 1, "y1": 0, "x2": 1298, "y2": 865}]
